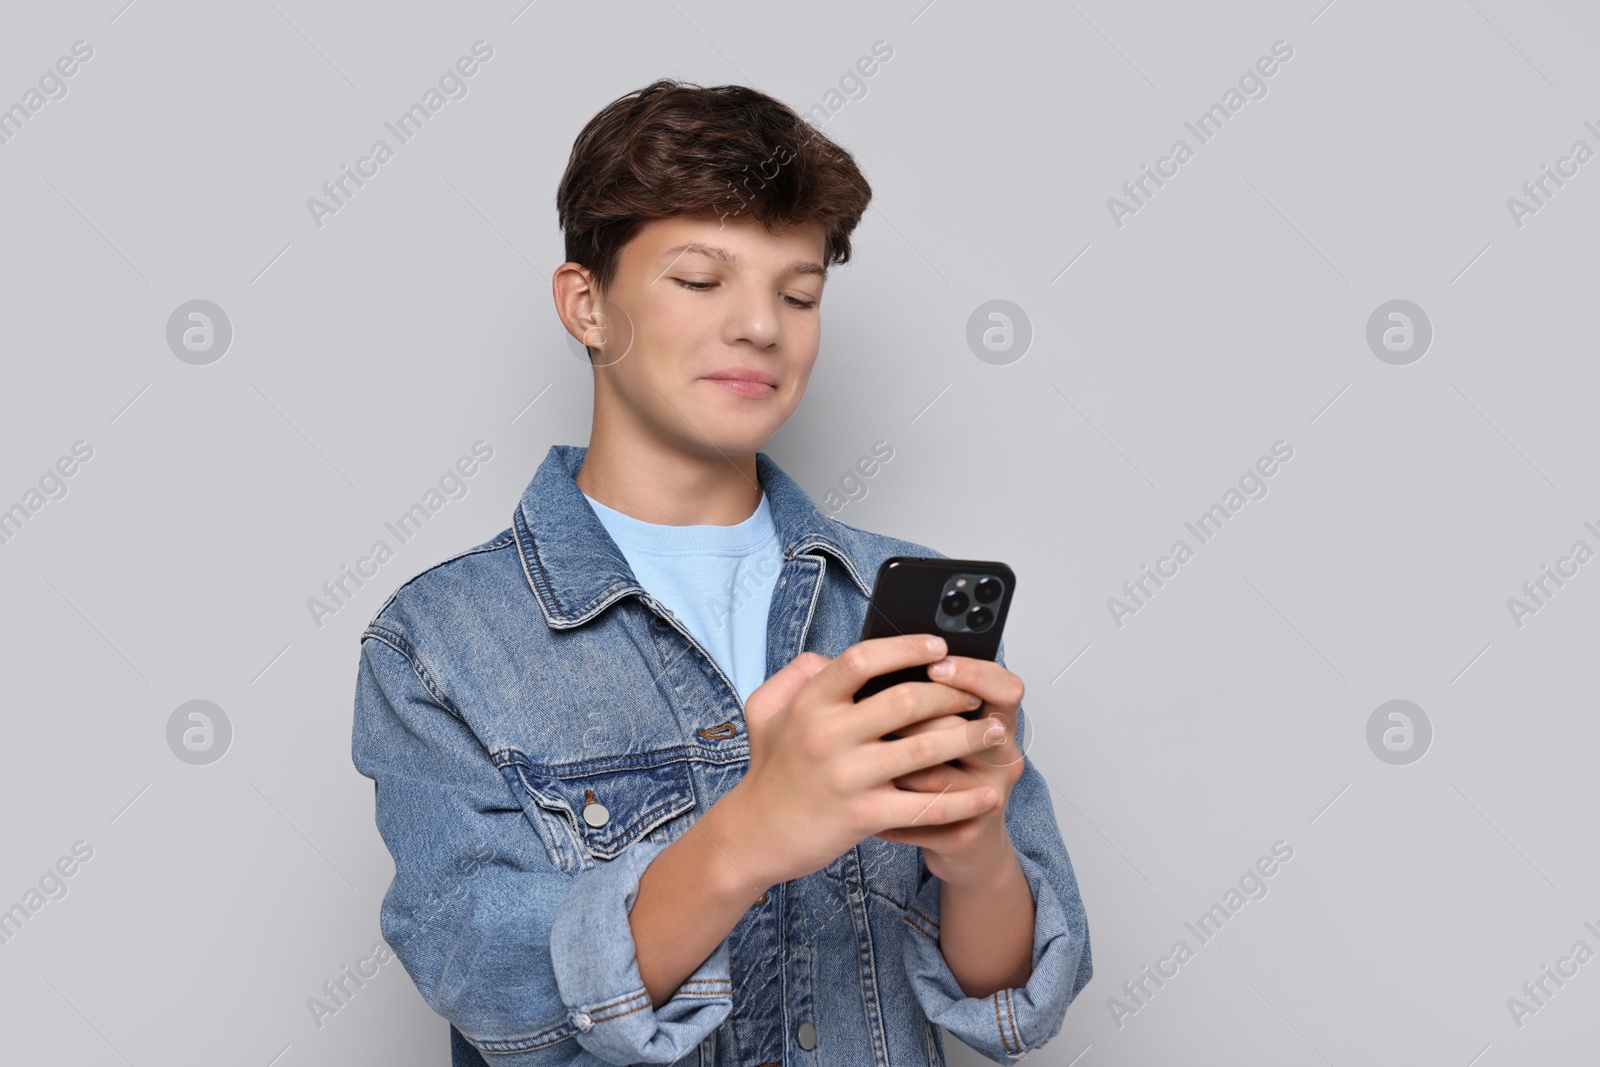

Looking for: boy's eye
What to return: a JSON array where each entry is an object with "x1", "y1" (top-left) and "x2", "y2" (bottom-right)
[{"x1": 673, "y1": 278, "x2": 817, "y2": 309}]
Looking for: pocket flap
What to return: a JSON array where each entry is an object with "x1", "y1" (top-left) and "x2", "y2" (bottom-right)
[{"x1": 517, "y1": 755, "x2": 697, "y2": 861}]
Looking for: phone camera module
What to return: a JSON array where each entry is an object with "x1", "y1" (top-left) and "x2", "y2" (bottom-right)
[{"x1": 935, "y1": 572, "x2": 1005, "y2": 633}]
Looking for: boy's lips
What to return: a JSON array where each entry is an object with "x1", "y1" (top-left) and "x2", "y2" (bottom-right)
[{"x1": 701, "y1": 367, "x2": 778, "y2": 397}]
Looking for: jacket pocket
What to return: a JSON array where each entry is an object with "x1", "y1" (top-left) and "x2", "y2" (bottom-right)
[
  {"x1": 503, "y1": 750, "x2": 698, "y2": 873},
  {"x1": 852, "y1": 833, "x2": 925, "y2": 911}
]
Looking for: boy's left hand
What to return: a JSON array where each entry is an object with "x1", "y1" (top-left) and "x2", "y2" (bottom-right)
[{"x1": 871, "y1": 654, "x2": 1027, "y2": 889}]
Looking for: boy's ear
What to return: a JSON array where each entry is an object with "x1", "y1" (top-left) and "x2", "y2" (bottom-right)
[
  {"x1": 554, "y1": 262, "x2": 634, "y2": 366},
  {"x1": 554, "y1": 262, "x2": 603, "y2": 356}
]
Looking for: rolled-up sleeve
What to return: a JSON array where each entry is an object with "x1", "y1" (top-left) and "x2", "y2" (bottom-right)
[
  {"x1": 352, "y1": 629, "x2": 732, "y2": 1064},
  {"x1": 899, "y1": 646, "x2": 1093, "y2": 1062}
]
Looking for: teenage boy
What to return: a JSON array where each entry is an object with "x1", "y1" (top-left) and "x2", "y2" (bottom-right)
[{"x1": 352, "y1": 79, "x2": 1092, "y2": 1066}]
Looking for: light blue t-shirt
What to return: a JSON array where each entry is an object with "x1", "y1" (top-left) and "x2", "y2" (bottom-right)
[{"x1": 582, "y1": 490, "x2": 783, "y2": 705}]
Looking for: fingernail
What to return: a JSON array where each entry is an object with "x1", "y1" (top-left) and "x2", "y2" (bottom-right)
[
  {"x1": 985, "y1": 722, "x2": 1005, "y2": 746},
  {"x1": 983, "y1": 788, "x2": 998, "y2": 808},
  {"x1": 923, "y1": 635, "x2": 946, "y2": 656},
  {"x1": 965, "y1": 691, "x2": 982, "y2": 708},
  {"x1": 929, "y1": 658, "x2": 955, "y2": 679}
]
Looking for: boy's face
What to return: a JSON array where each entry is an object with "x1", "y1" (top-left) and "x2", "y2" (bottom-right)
[{"x1": 564, "y1": 212, "x2": 827, "y2": 458}]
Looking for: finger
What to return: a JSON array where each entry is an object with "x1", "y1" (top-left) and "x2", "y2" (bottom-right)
[
  {"x1": 885, "y1": 690, "x2": 1017, "y2": 753},
  {"x1": 806, "y1": 633, "x2": 949, "y2": 706},
  {"x1": 892, "y1": 762, "x2": 964, "y2": 792},
  {"x1": 880, "y1": 706, "x2": 987, "y2": 747},
  {"x1": 875, "y1": 712, "x2": 1006, "y2": 782},
  {"x1": 969, "y1": 711, "x2": 1022, "y2": 769},
  {"x1": 895, "y1": 712, "x2": 1017, "y2": 776},
  {"x1": 881, "y1": 718, "x2": 948, "y2": 744},
  {"x1": 747, "y1": 651, "x2": 831, "y2": 720},
  {"x1": 927, "y1": 656, "x2": 1024, "y2": 708},
  {"x1": 860, "y1": 680, "x2": 983, "y2": 744},
  {"x1": 929, "y1": 711, "x2": 1023, "y2": 775},
  {"x1": 876, "y1": 782, "x2": 997, "y2": 829}
]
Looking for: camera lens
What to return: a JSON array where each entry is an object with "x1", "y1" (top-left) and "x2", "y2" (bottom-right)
[
  {"x1": 973, "y1": 578, "x2": 1002, "y2": 604},
  {"x1": 941, "y1": 590, "x2": 969, "y2": 615},
  {"x1": 967, "y1": 606, "x2": 993, "y2": 630}
]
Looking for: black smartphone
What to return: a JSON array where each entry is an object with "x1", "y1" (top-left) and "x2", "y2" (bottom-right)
[{"x1": 851, "y1": 556, "x2": 1016, "y2": 716}]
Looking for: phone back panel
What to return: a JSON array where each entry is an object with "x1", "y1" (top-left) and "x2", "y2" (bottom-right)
[{"x1": 852, "y1": 556, "x2": 1016, "y2": 706}]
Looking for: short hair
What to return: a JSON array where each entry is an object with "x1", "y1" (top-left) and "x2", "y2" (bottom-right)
[{"x1": 556, "y1": 78, "x2": 873, "y2": 297}]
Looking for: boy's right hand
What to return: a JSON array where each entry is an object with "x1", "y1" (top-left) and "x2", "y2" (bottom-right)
[{"x1": 721, "y1": 634, "x2": 1000, "y2": 889}]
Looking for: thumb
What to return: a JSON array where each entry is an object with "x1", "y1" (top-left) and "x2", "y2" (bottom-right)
[{"x1": 745, "y1": 650, "x2": 831, "y2": 727}]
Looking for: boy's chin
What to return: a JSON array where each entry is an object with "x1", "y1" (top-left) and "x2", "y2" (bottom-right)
[
  {"x1": 677, "y1": 410, "x2": 785, "y2": 457},
  {"x1": 680, "y1": 425, "x2": 777, "y2": 459},
  {"x1": 698, "y1": 434, "x2": 771, "y2": 458}
]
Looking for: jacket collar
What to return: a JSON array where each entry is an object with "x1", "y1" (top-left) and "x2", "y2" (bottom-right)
[{"x1": 514, "y1": 444, "x2": 868, "y2": 628}]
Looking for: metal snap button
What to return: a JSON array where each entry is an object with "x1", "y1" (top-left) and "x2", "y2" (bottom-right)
[
  {"x1": 795, "y1": 1020, "x2": 817, "y2": 1050},
  {"x1": 583, "y1": 801, "x2": 610, "y2": 828}
]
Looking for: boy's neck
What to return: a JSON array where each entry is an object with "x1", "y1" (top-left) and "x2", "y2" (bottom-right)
[{"x1": 575, "y1": 431, "x2": 763, "y2": 527}]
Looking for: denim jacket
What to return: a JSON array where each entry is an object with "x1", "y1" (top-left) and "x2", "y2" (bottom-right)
[{"x1": 351, "y1": 444, "x2": 1093, "y2": 1066}]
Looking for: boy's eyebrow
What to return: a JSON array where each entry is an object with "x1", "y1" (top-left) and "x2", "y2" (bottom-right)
[{"x1": 659, "y1": 241, "x2": 827, "y2": 280}]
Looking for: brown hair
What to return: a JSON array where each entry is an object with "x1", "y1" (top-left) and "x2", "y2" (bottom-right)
[{"x1": 555, "y1": 78, "x2": 873, "y2": 297}]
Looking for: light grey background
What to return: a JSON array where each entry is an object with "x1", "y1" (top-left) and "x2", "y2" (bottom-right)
[{"x1": 2, "y1": 0, "x2": 1596, "y2": 1064}]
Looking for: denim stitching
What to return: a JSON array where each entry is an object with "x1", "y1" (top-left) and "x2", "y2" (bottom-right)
[
  {"x1": 503, "y1": 745, "x2": 749, "y2": 781},
  {"x1": 991, "y1": 993, "x2": 1015, "y2": 1055},
  {"x1": 792, "y1": 553, "x2": 828, "y2": 656},
  {"x1": 508, "y1": 766, "x2": 582, "y2": 871},
  {"x1": 1003, "y1": 987, "x2": 1020, "y2": 1053},
  {"x1": 587, "y1": 984, "x2": 732, "y2": 1024},
  {"x1": 361, "y1": 628, "x2": 463, "y2": 721},
  {"x1": 902, "y1": 914, "x2": 938, "y2": 943},
  {"x1": 789, "y1": 535, "x2": 872, "y2": 599},
  {"x1": 828, "y1": 847, "x2": 893, "y2": 1066},
  {"x1": 522, "y1": 746, "x2": 701, "y2": 776},
  {"x1": 585, "y1": 990, "x2": 649, "y2": 1012},
  {"x1": 583, "y1": 795, "x2": 695, "y2": 857},
  {"x1": 512, "y1": 768, "x2": 694, "y2": 861},
  {"x1": 823, "y1": 868, "x2": 909, "y2": 912},
  {"x1": 516, "y1": 501, "x2": 641, "y2": 626},
  {"x1": 363, "y1": 531, "x2": 515, "y2": 633}
]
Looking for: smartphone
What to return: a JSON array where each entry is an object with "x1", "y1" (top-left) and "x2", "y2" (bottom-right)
[{"x1": 851, "y1": 556, "x2": 1016, "y2": 716}]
